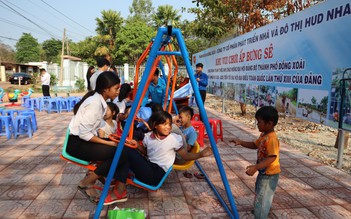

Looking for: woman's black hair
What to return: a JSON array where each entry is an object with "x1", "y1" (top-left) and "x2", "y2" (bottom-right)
[
  {"x1": 74, "y1": 71, "x2": 120, "y2": 115},
  {"x1": 148, "y1": 111, "x2": 172, "y2": 131},
  {"x1": 106, "y1": 102, "x2": 119, "y2": 120},
  {"x1": 86, "y1": 66, "x2": 95, "y2": 91},
  {"x1": 118, "y1": 83, "x2": 132, "y2": 102}
]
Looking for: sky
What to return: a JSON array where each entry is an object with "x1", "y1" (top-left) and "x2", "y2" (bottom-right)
[{"x1": 0, "y1": 0, "x2": 196, "y2": 49}]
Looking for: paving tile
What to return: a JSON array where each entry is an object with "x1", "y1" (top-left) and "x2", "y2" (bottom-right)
[
  {"x1": 286, "y1": 189, "x2": 336, "y2": 207},
  {"x1": 299, "y1": 176, "x2": 343, "y2": 189},
  {"x1": 0, "y1": 157, "x2": 19, "y2": 165},
  {"x1": 30, "y1": 162, "x2": 65, "y2": 174},
  {"x1": 310, "y1": 165, "x2": 346, "y2": 176},
  {"x1": 18, "y1": 199, "x2": 71, "y2": 218},
  {"x1": 271, "y1": 190, "x2": 303, "y2": 210},
  {"x1": 236, "y1": 153, "x2": 258, "y2": 161},
  {"x1": 149, "y1": 196, "x2": 191, "y2": 216},
  {"x1": 319, "y1": 188, "x2": 351, "y2": 205},
  {"x1": 125, "y1": 184, "x2": 148, "y2": 199},
  {"x1": 186, "y1": 195, "x2": 227, "y2": 215},
  {"x1": 48, "y1": 173, "x2": 86, "y2": 186},
  {"x1": 36, "y1": 185, "x2": 77, "y2": 200},
  {"x1": 11, "y1": 156, "x2": 46, "y2": 165},
  {"x1": 226, "y1": 160, "x2": 254, "y2": 170},
  {"x1": 149, "y1": 182, "x2": 184, "y2": 198},
  {"x1": 15, "y1": 173, "x2": 56, "y2": 186},
  {"x1": 280, "y1": 158, "x2": 306, "y2": 168},
  {"x1": 0, "y1": 185, "x2": 11, "y2": 195},
  {"x1": 230, "y1": 168, "x2": 258, "y2": 181},
  {"x1": 0, "y1": 174, "x2": 24, "y2": 186},
  {"x1": 308, "y1": 205, "x2": 351, "y2": 218},
  {"x1": 59, "y1": 163, "x2": 91, "y2": 174},
  {"x1": 1, "y1": 149, "x2": 33, "y2": 157},
  {"x1": 0, "y1": 200, "x2": 32, "y2": 218},
  {"x1": 278, "y1": 177, "x2": 313, "y2": 191},
  {"x1": 325, "y1": 173, "x2": 351, "y2": 187},
  {"x1": 284, "y1": 166, "x2": 322, "y2": 178},
  {"x1": 0, "y1": 185, "x2": 45, "y2": 200},
  {"x1": 182, "y1": 181, "x2": 216, "y2": 198},
  {"x1": 271, "y1": 207, "x2": 318, "y2": 219},
  {"x1": 192, "y1": 212, "x2": 230, "y2": 218},
  {"x1": 297, "y1": 158, "x2": 325, "y2": 167},
  {"x1": 0, "y1": 163, "x2": 38, "y2": 175}
]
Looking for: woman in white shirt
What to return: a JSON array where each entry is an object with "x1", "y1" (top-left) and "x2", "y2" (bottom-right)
[{"x1": 66, "y1": 71, "x2": 120, "y2": 204}]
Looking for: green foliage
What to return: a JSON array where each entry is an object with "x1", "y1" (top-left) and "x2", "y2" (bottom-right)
[
  {"x1": 95, "y1": 9, "x2": 124, "y2": 54},
  {"x1": 115, "y1": 17, "x2": 155, "y2": 64},
  {"x1": 15, "y1": 33, "x2": 40, "y2": 63},
  {"x1": 129, "y1": 0, "x2": 154, "y2": 23},
  {"x1": 49, "y1": 73, "x2": 58, "y2": 86},
  {"x1": 152, "y1": 5, "x2": 181, "y2": 28},
  {"x1": 74, "y1": 76, "x2": 86, "y2": 92},
  {"x1": 0, "y1": 42, "x2": 15, "y2": 62},
  {"x1": 70, "y1": 37, "x2": 99, "y2": 65},
  {"x1": 41, "y1": 38, "x2": 62, "y2": 63}
]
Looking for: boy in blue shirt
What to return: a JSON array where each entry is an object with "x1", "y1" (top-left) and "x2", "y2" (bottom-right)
[
  {"x1": 174, "y1": 106, "x2": 204, "y2": 178},
  {"x1": 142, "y1": 68, "x2": 166, "y2": 106}
]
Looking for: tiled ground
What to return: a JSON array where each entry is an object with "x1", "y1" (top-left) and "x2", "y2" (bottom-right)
[{"x1": 1, "y1": 103, "x2": 351, "y2": 218}]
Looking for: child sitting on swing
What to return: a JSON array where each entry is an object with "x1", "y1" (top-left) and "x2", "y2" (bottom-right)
[
  {"x1": 103, "y1": 110, "x2": 213, "y2": 205},
  {"x1": 98, "y1": 102, "x2": 119, "y2": 138}
]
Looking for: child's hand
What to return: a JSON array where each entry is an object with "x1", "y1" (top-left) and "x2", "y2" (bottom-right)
[
  {"x1": 245, "y1": 165, "x2": 257, "y2": 176},
  {"x1": 201, "y1": 147, "x2": 213, "y2": 157},
  {"x1": 229, "y1": 139, "x2": 241, "y2": 145}
]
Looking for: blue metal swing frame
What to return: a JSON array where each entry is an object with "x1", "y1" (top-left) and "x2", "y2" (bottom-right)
[{"x1": 93, "y1": 27, "x2": 239, "y2": 219}]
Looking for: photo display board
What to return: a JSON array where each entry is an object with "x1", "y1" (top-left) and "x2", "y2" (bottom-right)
[{"x1": 193, "y1": 0, "x2": 351, "y2": 130}]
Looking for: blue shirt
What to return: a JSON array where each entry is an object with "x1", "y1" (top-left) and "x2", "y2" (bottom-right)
[
  {"x1": 136, "y1": 106, "x2": 152, "y2": 128},
  {"x1": 181, "y1": 126, "x2": 197, "y2": 146},
  {"x1": 195, "y1": 72, "x2": 208, "y2": 91},
  {"x1": 142, "y1": 78, "x2": 166, "y2": 106}
]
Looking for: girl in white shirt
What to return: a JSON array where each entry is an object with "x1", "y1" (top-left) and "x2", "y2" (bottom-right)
[
  {"x1": 66, "y1": 71, "x2": 120, "y2": 204},
  {"x1": 98, "y1": 102, "x2": 119, "y2": 138},
  {"x1": 104, "y1": 110, "x2": 213, "y2": 205},
  {"x1": 113, "y1": 83, "x2": 132, "y2": 122}
]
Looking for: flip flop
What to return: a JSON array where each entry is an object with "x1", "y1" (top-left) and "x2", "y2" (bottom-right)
[
  {"x1": 194, "y1": 172, "x2": 205, "y2": 179},
  {"x1": 183, "y1": 171, "x2": 193, "y2": 178},
  {"x1": 77, "y1": 185, "x2": 101, "y2": 204}
]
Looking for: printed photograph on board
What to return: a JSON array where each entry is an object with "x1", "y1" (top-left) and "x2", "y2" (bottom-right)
[
  {"x1": 276, "y1": 87, "x2": 298, "y2": 117},
  {"x1": 297, "y1": 89, "x2": 328, "y2": 125}
]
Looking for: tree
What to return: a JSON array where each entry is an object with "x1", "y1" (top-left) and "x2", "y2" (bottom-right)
[
  {"x1": 0, "y1": 42, "x2": 16, "y2": 62},
  {"x1": 70, "y1": 36, "x2": 99, "y2": 66},
  {"x1": 15, "y1": 33, "x2": 40, "y2": 63},
  {"x1": 152, "y1": 5, "x2": 181, "y2": 28},
  {"x1": 114, "y1": 17, "x2": 155, "y2": 65},
  {"x1": 95, "y1": 10, "x2": 124, "y2": 59},
  {"x1": 41, "y1": 38, "x2": 62, "y2": 63},
  {"x1": 129, "y1": 0, "x2": 154, "y2": 23}
]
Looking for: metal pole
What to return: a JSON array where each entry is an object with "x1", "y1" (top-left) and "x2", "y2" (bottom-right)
[
  {"x1": 336, "y1": 129, "x2": 345, "y2": 169},
  {"x1": 222, "y1": 85, "x2": 225, "y2": 113}
]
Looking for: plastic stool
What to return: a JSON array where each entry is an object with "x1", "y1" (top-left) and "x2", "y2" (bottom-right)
[
  {"x1": 191, "y1": 120, "x2": 205, "y2": 147},
  {"x1": 0, "y1": 115, "x2": 13, "y2": 140},
  {"x1": 205, "y1": 118, "x2": 224, "y2": 143},
  {"x1": 43, "y1": 98, "x2": 59, "y2": 113},
  {"x1": 2, "y1": 109, "x2": 19, "y2": 121},
  {"x1": 57, "y1": 98, "x2": 70, "y2": 113},
  {"x1": 67, "y1": 97, "x2": 80, "y2": 111},
  {"x1": 192, "y1": 114, "x2": 201, "y2": 121},
  {"x1": 14, "y1": 115, "x2": 33, "y2": 138},
  {"x1": 21, "y1": 96, "x2": 31, "y2": 107},
  {"x1": 19, "y1": 109, "x2": 38, "y2": 131}
]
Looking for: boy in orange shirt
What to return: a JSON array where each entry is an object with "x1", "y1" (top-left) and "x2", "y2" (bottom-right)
[{"x1": 230, "y1": 106, "x2": 280, "y2": 219}]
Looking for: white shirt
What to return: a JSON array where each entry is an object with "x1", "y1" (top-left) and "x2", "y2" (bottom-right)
[
  {"x1": 114, "y1": 98, "x2": 127, "y2": 114},
  {"x1": 142, "y1": 132, "x2": 183, "y2": 172},
  {"x1": 89, "y1": 70, "x2": 103, "y2": 91},
  {"x1": 41, "y1": 72, "x2": 50, "y2": 86},
  {"x1": 69, "y1": 92, "x2": 107, "y2": 141},
  {"x1": 99, "y1": 120, "x2": 117, "y2": 138}
]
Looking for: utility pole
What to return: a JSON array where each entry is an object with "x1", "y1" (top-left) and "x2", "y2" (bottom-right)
[{"x1": 59, "y1": 28, "x2": 66, "y2": 86}]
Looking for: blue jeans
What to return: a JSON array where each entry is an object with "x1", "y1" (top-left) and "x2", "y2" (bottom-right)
[{"x1": 254, "y1": 173, "x2": 279, "y2": 219}]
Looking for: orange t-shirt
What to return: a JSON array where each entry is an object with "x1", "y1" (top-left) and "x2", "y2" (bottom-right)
[{"x1": 254, "y1": 131, "x2": 281, "y2": 175}]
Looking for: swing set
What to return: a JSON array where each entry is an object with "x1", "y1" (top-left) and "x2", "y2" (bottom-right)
[{"x1": 60, "y1": 26, "x2": 239, "y2": 219}]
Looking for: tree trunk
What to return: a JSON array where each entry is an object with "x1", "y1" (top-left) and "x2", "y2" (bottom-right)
[
  {"x1": 334, "y1": 130, "x2": 349, "y2": 150},
  {"x1": 240, "y1": 102, "x2": 246, "y2": 116}
]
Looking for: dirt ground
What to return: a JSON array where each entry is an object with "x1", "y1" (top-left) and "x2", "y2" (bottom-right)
[{"x1": 205, "y1": 94, "x2": 351, "y2": 174}]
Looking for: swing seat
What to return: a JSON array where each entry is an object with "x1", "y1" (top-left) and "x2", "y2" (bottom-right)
[
  {"x1": 126, "y1": 166, "x2": 173, "y2": 191},
  {"x1": 173, "y1": 142, "x2": 200, "y2": 170},
  {"x1": 60, "y1": 128, "x2": 97, "y2": 171}
]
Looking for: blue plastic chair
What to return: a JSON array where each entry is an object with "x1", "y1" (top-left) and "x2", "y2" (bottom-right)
[
  {"x1": 58, "y1": 98, "x2": 70, "y2": 113},
  {"x1": 13, "y1": 115, "x2": 33, "y2": 139},
  {"x1": 0, "y1": 115, "x2": 13, "y2": 140},
  {"x1": 19, "y1": 109, "x2": 37, "y2": 131},
  {"x1": 43, "y1": 98, "x2": 60, "y2": 113},
  {"x1": 2, "y1": 109, "x2": 19, "y2": 121}
]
